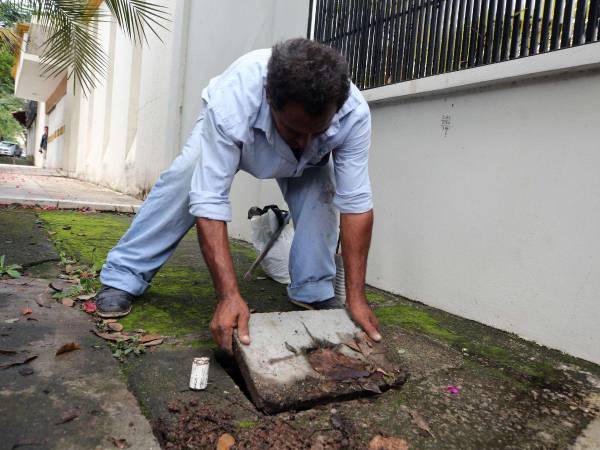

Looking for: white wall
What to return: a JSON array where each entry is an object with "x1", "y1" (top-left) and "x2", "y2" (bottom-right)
[
  {"x1": 366, "y1": 66, "x2": 600, "y2": 364},
  {"x1": 44, "y1": 97, "x2": 66, "y2": 168}
]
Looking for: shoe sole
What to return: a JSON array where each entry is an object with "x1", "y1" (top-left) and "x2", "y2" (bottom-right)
[{"x1": 96, "y1": 305, "x2": 132, "y2": 319}]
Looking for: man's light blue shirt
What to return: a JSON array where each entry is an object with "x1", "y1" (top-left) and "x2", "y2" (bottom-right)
[{"x1": 189, "y1": 49, "x2": 373, "y2": 221}]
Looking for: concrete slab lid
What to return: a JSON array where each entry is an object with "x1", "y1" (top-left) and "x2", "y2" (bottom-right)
[
  {"x1": 237, "y1": 309, "x2": 360, "y2": 385},
  {"x1": 233, "y1": 310, "x2": 408, "y2": 413}
]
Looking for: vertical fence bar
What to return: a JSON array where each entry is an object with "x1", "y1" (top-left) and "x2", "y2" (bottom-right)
[
  {"x1": 501, "y1": 0, "x2": 513, "y2": 59},
  {"x1": 381, "y1": 0, "x2": 394, "y2": 85},
  {"x1": 418, "y1": 0, "x2": 432, "y2": 76},
  {"x1": 372, "y1": 0, "x2": 385, "y2": 87},
  {"x1": 476, "y1": 0, "x2": 489, "y2": 63},
  {"x1": 408, "y1": 0, "x2": 421, "y2": 79},
  {"x1": 492, "y1": 0, "x2": 505, "y2": 61},
  {"x1": 340, "y1": 0, "x2": 351, "y2": 56},
  {"x1": 561, "y1": 0, "x2": 574, "y2": 46},
  {"x1": 529, "y1": 0, "x2": 542, "y2": 54},
  {"x1": 307, "y1": 0, "x2": 314, "y2": 38},
  {"x1": 390, "y1": 0, "x2": 402, "y2": 82},
  {"x1": 399, "y1": 0, "x2": 412, "y2": 78},
  {"x1": 468, "y1": 0, "x2": 481, "y2": 66},
  {"x1": 586, "y1": 0, "x2": 599, "y2": 42},
  {"x1": 550, "y1": 0, "x2": 564, "y2": 49},
  {"x1": 433, "y1": 0, "x2": 446, "y2": 73},
  {"x1": 453, "y1": 0, "x2": 466, "y2": 70},
  {"x1": 427, "y1": 0, "x2": 440, "y2": 75},
  {"x1": 573, "y1": 0, "x2": 587, "y2": 44},
  {"x1": 461, "y1": 0, "x2": 474, "y2": 68},
  {"x1": 510, "y1": 0, "x2": 521, "y2": 57},
  {"x1": 314, "y1": 0, "x2": 322, "y2": 40},
  {"x1": 356, "y1": 0, "x2": 370, "y2": 89},
  {"x1": 484, "y1": 0, "x2": 497, "y2": 62},
  {"x1": 439, "y1": 0, "x2": 453, "y2": 70},
  {"x1": 520, "y1": 0, "x2": 533, "y2": 55},
  {"x1": 363, "y1": 0, "x2": 375, "y2": 88},
  {"x1": 415, "y1": 0, "x2": 428, "y2": 76},
  {"x1": 403, "y1": 0, "x2": 416, "y2": 78},
  {"x1": 333, "y1": 0, "x2": 343, "y2": 50},
  {"x1": 539, "y1": 0, "x2": 553, "y2": 52},
  {"x1": 351, "y1": 0, "x2": 363, "y2": 80},
  {"x1": 319, "y1": 0, "x2": 328, "y2": 40},
  {"x1": 445, "y1": 0, "x2": 459, "y2": 70}
]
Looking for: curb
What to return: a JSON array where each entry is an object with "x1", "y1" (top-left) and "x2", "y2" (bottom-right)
[
  {"x1": 0, "y1": 196, "x2": 140, "y2": 213},
  {"x1": 0, "y1": 164, "x2": 66, "y2": 177}
]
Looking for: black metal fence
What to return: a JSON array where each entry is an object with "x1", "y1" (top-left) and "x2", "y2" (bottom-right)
[{"x1": 309, "y1": 0, "x2": 600, "y2": 89}]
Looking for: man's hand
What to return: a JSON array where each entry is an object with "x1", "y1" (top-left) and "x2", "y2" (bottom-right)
[
  {"x1": 346, "y1": 298, "x2": 382, "y2": 342},
  {"x1": 210, "y1": 294, "x2": 251, "y2": 353}
]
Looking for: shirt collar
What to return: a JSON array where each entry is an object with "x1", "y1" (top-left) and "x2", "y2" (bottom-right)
[{"x1": 253, "y1": 87, "x2": 274, "y2": 145}]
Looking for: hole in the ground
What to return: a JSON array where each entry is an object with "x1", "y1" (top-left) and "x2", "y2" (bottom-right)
[{"x1": 214, "y1": 349, "x2": 255, "y2": 404}]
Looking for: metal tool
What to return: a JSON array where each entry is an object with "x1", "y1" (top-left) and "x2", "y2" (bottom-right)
[{"x1": 244, "y1": 206, "x2": 290, "y2": 281}]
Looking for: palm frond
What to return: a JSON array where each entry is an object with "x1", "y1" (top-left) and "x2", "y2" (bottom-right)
[
  {"x1": 103, "y1": 0, "x2": 169, "y2": 44},
  {"x1": 0, "y1": 27, "x2": 20, "y2": 52},
  {"x1": 5, "y1": 0, "x2": 169, "y2": 95}
]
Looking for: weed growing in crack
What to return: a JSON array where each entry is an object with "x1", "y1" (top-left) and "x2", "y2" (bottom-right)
[{"x1": 0, "y1": 255, "x2": 22, "y2": 278}]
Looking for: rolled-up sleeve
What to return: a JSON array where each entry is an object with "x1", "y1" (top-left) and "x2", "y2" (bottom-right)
[
  {"x1": 332, "y1": 104, "x2": 373, "y2": 214},
  {"x1": 189, "y1": 108, "x2": 241, "y2": 221}
]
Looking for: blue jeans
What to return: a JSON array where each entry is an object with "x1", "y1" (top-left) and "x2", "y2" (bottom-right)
[{"x1": 100, "y1": 118, "x2": 338, "y2": 303}]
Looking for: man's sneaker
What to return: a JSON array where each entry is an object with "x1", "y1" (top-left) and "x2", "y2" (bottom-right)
[
  {"x1": 96, "y1": 286, "x2": 134, "y2": 318},
  {"x1": 289, "y1": 297, "x2": 345, "y2": 310}
]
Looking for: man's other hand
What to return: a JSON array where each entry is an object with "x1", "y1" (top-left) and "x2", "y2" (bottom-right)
[
  {"x1": 347, "y1": 299, "x2": 382, "y2": 342},
  {"x1": 210, "y1": 295, "x2": 251, "y2": 353}
]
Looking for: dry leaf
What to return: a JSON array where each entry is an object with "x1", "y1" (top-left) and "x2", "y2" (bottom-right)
[
  {"x1": 48, "y1": 283, "x2": 63, "y2": 293},
  {"x1": 21, "y1": 307, "x2": 33, "y2": 316},
  {"x1": 61, "y1": 298, "x2": 75, "y2": 307},
  {"x1": 0, "y1": 349, "x2": 17, "y2": 355},
  {"x1": 55, "y1": 412, "x2": 78, "y2": 425},
  {"x1": 4, "y1": 317, "x2": 20, "y2": 323},
  {"x1": 77, "y1": 293, "x2": 96, "y2": 301},
  {"x1": 342, "y1": 338, "x2": 362, "y2": 353},
  {"x1": 216, "y1": 433, "x2": 235, "y2": 450},
  {"x1": 56, "y1": 343, "x2": 81, "y2": 356},
  {"x1": 368, "y1": 435, "x2": 409, "y2": 450},
  {"x1": 36, "y1": 292, "x2": 52, "y2": 308},
  {"x1": 0, "y1": 354, "x2": 37, "y2": 370},
  {"x1": 108, "y1": 322, "x2": 124, "y2": 332},
  {"x1": 139, "y1": 334, "x2": 162, "y2": 344},
  {"x1": 64, "y1": 264, "x2": 73, "y2": 274},
  {"x1": 410, "y1": 410, "x2": 435, "y2": 438},
  {"x1": 93, "y1": 330, "x2": 131, "y2": 342},
  {"x1": 109, "y1": 437, "x2": 130, "y2": 449},
  {"x1": 142, "y1": 338, "x2": 164, "y2": 347},
  {"x1": 308, "y1": 347, "x2": 371, "y2": 381},
  {"x1": 103, "y1": 319, "x2": 117, "y2": 324}
]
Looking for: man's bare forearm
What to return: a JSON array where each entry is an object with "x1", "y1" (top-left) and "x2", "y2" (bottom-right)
[
  {"x1": 340, "y1": 210, "x2": 374, "y2": 304},
  {"x1": 195, "y1": 218, "x2": 240, "y2": 300}
]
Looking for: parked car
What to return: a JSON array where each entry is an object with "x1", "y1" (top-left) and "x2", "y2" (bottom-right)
[{"x1": 0, "y1": 141, "x2": 22, "y2": 157}]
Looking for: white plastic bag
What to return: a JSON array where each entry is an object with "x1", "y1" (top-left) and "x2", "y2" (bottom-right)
[{"x1": 249, "y1": 208, "x2": 293, "y2": 284}]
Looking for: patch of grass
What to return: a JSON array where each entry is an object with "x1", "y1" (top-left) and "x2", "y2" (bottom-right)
[
  {"x1": 376, "y1": 304, "x2": 457, "y2": 342},
  {"x1": 38, "y1": 210, "x2": 131, "y2": 265},
  {"x1": 238, "y1": 421, "x2": 257, "y2": 428},
  {"x1": 366, "y1": 291, "x2": 389, "y2": 304}
]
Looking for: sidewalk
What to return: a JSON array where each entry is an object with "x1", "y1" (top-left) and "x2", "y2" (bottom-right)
[
  {"x1": 0, "y1": 164, "x2": 142, "y2": 213},
  {"x1": 1, "y1": 207, "x2": 600, "y2": 449}
]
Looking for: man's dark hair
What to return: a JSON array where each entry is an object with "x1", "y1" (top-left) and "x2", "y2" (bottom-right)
[{"x1": 267, "y1": 38, "x2": 350, "y2": 116}]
